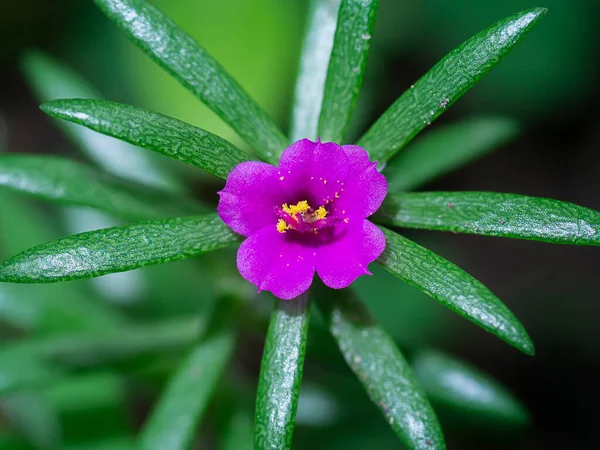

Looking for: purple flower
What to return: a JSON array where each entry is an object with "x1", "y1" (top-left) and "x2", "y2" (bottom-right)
[{"x1": 217, "y1": 139, "x2": 387, "y2": 300}]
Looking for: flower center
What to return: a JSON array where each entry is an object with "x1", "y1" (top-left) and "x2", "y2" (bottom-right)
[{"x1": 276, "y1": 200, "x2": 329, "y2": 234}]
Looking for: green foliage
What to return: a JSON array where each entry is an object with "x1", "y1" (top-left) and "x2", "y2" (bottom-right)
[
  {"x1": 411, "y1": 349, "x2": 530, "y2": 427},
  {"x1": 318, "y1": 0, "x2": 377, "y2": 143},
  {"x1": 93, "y1": 0, "x2": 288, "y2": 163},
  {"x1": 358, "y1": 8, "x2": 546, "y2": 161},
  {"x1": 384, "y1": 117, "x2": 520, "y2": 191},
  {"x1": 317, "y1": 287, "x2": 446, "y2": 449},
  {"x1": 0, "y1": 317, "x2": 202, "y2": 367},
  {"x1": 0, "y1": 215, "x2": 239, "y2": 283},
  {"x1": 0, "y1": 356, "x2": 63, "y2": 396},
  {"x1": 380, "y1": 192, "x2": 600, "y2": 245},
  {"x1": 378, "y1": 227, "x2": 534, "y2": 355},
  {"x1": 254, "y1": 295, "x2": 310, "y2": 449},
  {"x1": 20, "y1": 50, "x2": 181, "y2": 192},
  {"x1": 290, "y1": 0, "x2": 342, "y2": 142},
  {"x1": 41, "y1": 99, "x2": 251, "y2": 180},
  {"x1": 139, "y1": 328, "x2": 236, "y2": 449},
  {"x1": 0, "y1": 194, "x2": 125, "y2": 334},
  {"x1": 0, "y1": 154, "x2": 202, "y2": 221},
  {"x1": 5, "y1": 1, "x2": 600, "y2": 449},
  {"x1": 0, "y1": 393, "x2": 61, "y2": 449}
]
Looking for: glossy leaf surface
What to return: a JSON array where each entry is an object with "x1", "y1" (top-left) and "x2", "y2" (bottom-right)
[
  {"x1": 358, "y1": 8, "x2": 546, "y2": 161},
  {"x1": 93, "y1": 0, "x2": 288, "y2": 162},
  {"x1": 254, "y1": 294, "x2": 310, "y2": 450},
  {"x1": 42, "y1": 99, "x2": 250, "y2": 180},
  {"x1": 380, "y1": 192, "x2": 600, "y2": 245},
  {"x1": 0, "y1": 214, "x2": 239, "y2": 283},
  {"x1": 378, "y1": 227, "x2": 534, "y2": 355},
  {"x1": 290, "y1": 0, "x2": 342, "y2": 142},
  {"x1": 318, "y1": 0, "x2": 377, "y2": 142},
  {"x1": 317, "y1": 287, "x2": 446, "y2": 449},
  {"x1": 21, "y1": 50, "x2": 181, "y2": 191}
]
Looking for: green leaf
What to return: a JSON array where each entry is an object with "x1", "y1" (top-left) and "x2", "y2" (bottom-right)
[
  {"x1": 0, "y1": 393, "x2": 61, "y2": 450},
  {"x1": 20, "y1": 50, "x2": 181, "y2": 192},
  {"x1": 318, "y1": 0, "x2": 377, "y2": 143},
  {"x1": 0, "y1": 193, "x2": 125, "y2": 334},
  {"x1": 379, "y1": 192, "x2": 600, "y2": 246},
  {"x1": 378, "y1": 227, "x2": 534, "y2": 355},
  {"x1": 254, "y1": 294, "x2": 310, "y2": 450},
  {"x1": 139, "y1": 329, "x2": 235, "y2": 449},
  {"x1": 384, "y1": 117, "x2": 520, "y2": 191},
  {"x1": 0, "y1": 356, "x2": 63, "y2": 396},
  {"x1": 220, "y1": 408, "x2": 253, "y2": 450},
  {"x1": 316, "y1": 287, "x2": 446, "y2": 450},
  {"x1": 290, "y1": 0, "x2": 342, "y2": 142},
  {"x1": 0, "y1": 154, "x2": 203, "y2": 222},
  {"x1": 358, "y1": 8, "x2": 546, "y2": 161},
  {"x1": 0, "y1": 317, "x2": 203, "y2": 367},
  {"x1": 0, "y1": 214, "x2": 239, "y2": 283},
  {"x1": 93, "y1": 0, "x2": 288, "y2": 162},
  {"x1": 411, "y1": 349, "x2": 530, "y2": 427},
  {"x1": 41, "y1": 99, "x2": 251, "y2": 180},
  {"x1": 64, "y1": 436, "x2": 133, "y2": 450},
  {"x1": 39, "y1": 371, "x2": 131, "y2": 445},
  {"x1": 0, "y1": 282, "x2": 124, "y2": 334}
]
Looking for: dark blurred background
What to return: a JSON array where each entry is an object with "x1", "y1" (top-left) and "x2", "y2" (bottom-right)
[{"x1": 1, "y1": 1, "x2": 599, "y2": 449}]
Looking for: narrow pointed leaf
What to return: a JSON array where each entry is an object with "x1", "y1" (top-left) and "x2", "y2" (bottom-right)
[
  {"x1": 411, "y1": 349, "x2": 530, "y2": 427},
  {"x1": 41, "y1": 99, "x2": 251, "y2": 180},
  {"x1": 0, "y1": 214, "x2": 239, "y2": 283},
  {"x1": 290, "y1": 0, "x2": 342, "y2": 142},
  {"x1": 379, "y1": 192, "x2": 600, "y2": 246},
  {"x1": 0, "y1": 154, "x2": 203, "y2": 221},
  {"x1": 316, "y1": 287, "x2": 446, "y2": 449},
  {"x1": 0, "y1": 317, "x2": 203, "y2": 367},
  {"x1": 358, "y1": 8, "x2": 546, "y2": 161},
  {"x1": 318, "y1": 0, "x2": 377, "y2": 143},
  {"x1": 139, "y1": 329, "x2": 236, "y2": 450},
  {"x1": 384, "y1": 117, "x2": 519, "y2": 191},
  {"x1": 0, "y1": 193, "x2": 125, "y2": 333},
  {"x1": 21, "y1": 50, "x2": 181, "y2": 191},
  {"x1": 93, "y1": 0, "x2": 288, "y2": 162},
  {"x1": 254, "y1": 294, "x2": 310, "y2": 450},
  {"x1": 378, "y1": 227, "x2": 534, "y2": 355}
]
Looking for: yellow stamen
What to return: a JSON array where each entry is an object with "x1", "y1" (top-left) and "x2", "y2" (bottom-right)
[
  {"x1": 282, "y1": 200, "x2": 310, "y2": 217},
  {"x1": 276, "y1": 219, "x2": 289, "y2": 233},
  {"x1": 278, "y1": 200, "x2": 329, "y2": 232},
  {"x1": 315, "y1": 206, "x2": 327, "y2": 220}
]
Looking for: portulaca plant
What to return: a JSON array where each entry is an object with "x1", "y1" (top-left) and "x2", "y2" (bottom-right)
[{"x1": 1, "y1": 0, "x2": 599, "y2": 449}]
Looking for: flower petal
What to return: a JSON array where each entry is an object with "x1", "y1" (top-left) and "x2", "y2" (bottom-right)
[
  {"x1": 217, "y1": 161, "x2": 283, "y2": 237},
  {"x1": 334, "y1": 145, "x2": 388, "y2": 219},
  {"x1": 237, "y1": 226, "x2": 317, "y2": 300},
  {"x1": 316, "y1": 220, "x2": 385, "y2": 289},
  {"x1": 278, "y1": 139, "x2": 350, "y2": 205}
]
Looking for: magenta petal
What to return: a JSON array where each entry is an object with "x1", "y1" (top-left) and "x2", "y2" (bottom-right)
[
  {"x1": 217, "y1": 161, "x2": 283, "y2": 237},
  {"x1": 237, "y1": 226, "x2": 317, "y2": 300},
  {"x1": 315, "y1": 220, "x2": 385, "y2": 289},
  {"x1": 278, "y1": 139, "x2": 350, "y2": 204},
  {"x1": 334, "y1": 145, "x2": 387, "y2": 219}
]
